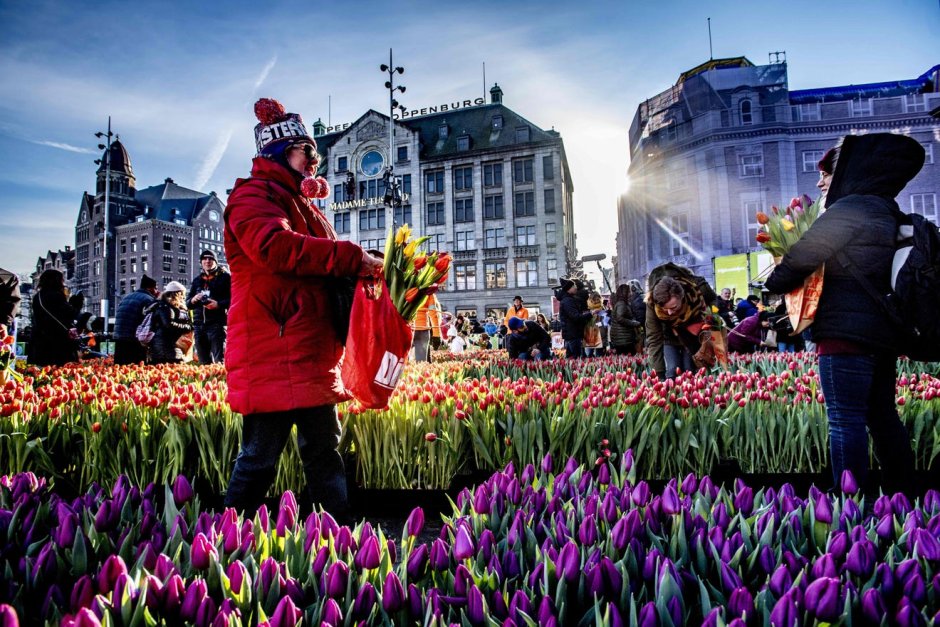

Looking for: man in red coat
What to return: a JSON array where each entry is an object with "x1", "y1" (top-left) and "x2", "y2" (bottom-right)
[{"x1": 223, "y1": 98, "x2": 383, "y2": 520}]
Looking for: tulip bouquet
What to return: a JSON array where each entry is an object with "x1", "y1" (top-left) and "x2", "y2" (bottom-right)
[
  {"x1": 0, "y1": 334, "x2": 19, "y2": 382},
  {"x1": 754, "y1": 194, "x2": 823, "y2": 258},
  {"x1": 383, "y1": 224, "x2": 451, "y2": 322}
]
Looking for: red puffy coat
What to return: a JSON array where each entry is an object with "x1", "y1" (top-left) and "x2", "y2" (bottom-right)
[{"x1": 223, "y1": 157, "x2": 363, "y2": 415}]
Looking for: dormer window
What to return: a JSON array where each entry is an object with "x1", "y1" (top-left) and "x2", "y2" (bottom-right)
[
  {"x1": 740, "y1": 99, "x2": 753, "y2": 125},
  {"x1": 439, "y1": 123, "x2": 449, "y2": 140},
  {"x1": 515, "y1": 126, "x2": 530, "y2": 143},
  {"x1": 492, "y1": 115, "x2": 503, "y2": 130},
  {"x1": 457, "y1": 135, "x2": 470, "y2": 151}
]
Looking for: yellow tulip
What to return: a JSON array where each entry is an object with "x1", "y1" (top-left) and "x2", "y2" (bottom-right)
[
  {"x1": 395, "y1": 224, "x2": 412, "y2": 245},
  {"x1": 780, "y1": 219, "x2": 795, "y2": 231},
  {"x1": 403, "y1": 240, "x2": 418, "y2": 258}
]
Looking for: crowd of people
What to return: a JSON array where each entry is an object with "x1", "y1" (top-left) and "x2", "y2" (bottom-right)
[{"x1": 6, "y1": 98, "x2": 927, "y2": 516}]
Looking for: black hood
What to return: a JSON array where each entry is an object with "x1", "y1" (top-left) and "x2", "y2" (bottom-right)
[{"x1": 825, "y1": 133, "x2": 925, "y2": 208}]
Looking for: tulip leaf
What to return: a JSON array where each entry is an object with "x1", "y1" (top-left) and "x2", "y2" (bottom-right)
[{"x1": 70, "y1": 529, "x2": 87, "y2": 576}]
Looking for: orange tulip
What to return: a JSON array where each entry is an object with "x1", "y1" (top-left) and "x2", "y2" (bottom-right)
[
  {"x1": 405, "y1": 287, "x2": 420, "y2": 302},
  {"x1": 756, "y1": 212, "x2": 769, "y2": 225},
  {"x1": 434, "y1": 254, "x2": 451, "y2": 273},
  {"x1": 413, "y1": 255, "x2": 427, "y2": 271}
]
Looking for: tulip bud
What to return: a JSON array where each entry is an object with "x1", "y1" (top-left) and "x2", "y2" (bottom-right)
[
  {"x1": 638, "y1": 601, "x2": 656, "y2": 627},
  {"x1": 213, "y1": 599, "x2": 241, "y2": 627},
  {"x1": 661, "y1": 484, "x2": 680, "y2": 515},
  {"x1": 382, "y1": 572, "x2": 405, "y2": 613},
  {"x1": 180, "y1": 579, "x2": 208, "y2": 622},
  {"x1": 323, "y1": 561, "x2": 348, "y2": 599},
  {"x1": 770, "y1": 591, "x2": 799, "y2": 627},
  {"x1": 355, "y1": 535, "x2": 381, "y2": 570},
  {"x1": 453, "y1": 525, "x2": 475, "y2": 561},
  {"x1": 272, "y1": 596, "x2": 303, "y2": 627},
  {"x1": 190, "y1": 533, "x2": 217, "y2": 570},
  {"x1": 172, "y1": 475, "x2": 194, "y2": 507},
  {"x1": 96, "y1": 555, "x2": 128, "y2": 594},
  {"x1": 406, "y1": 543, "x2": 428, "y2": 580},
  {"x1": 0, "y1": 605, "x2": 18, "y2": 627},
  {"x1": 804, "y1": 577, "x2": 841, "y2": 622},
  {"x1": 352, "y1": 582, "x2": 377, "y2": 621},
  {"x1": 728, "y1": 587, "x2": 753, "y2": 618}
]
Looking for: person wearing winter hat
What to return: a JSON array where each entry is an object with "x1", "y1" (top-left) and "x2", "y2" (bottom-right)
[
  {"x1": 556, "y1": 278, "x2": 592, "y2": 358},
  {"x1": 114, "y1": 275, "x2": 159, "y2": 364},
  {"x1": 145, "y1": 281, "x2": 193, "y2": 365},
  {"x1": 223, "y1": 97, "x2": 384, "y2": 522},
  {"x1": 506, "y1": 315, "x2": 552, "y2": 361},
  {"x1": 187, "y1": 249, "x2": 231, "y2": 365}
]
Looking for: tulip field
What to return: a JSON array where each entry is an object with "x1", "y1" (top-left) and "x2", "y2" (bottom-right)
[{"x1": 1, "y1": 352, "x2": 940, "y2": 624}]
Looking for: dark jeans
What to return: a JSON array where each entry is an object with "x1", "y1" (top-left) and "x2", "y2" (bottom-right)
[
  {"x1": 114, "y1": 338, "x2": 146, "y2": 365},
  {"x1": 818, "y1": 353, "x2": 914, "y2": 495},
  {"x1": 564, "y1": 338, "x2": 583, "y2": 359},
  {"x1": 663, "y1": 344, "x2": 693, "y2": 379},
  {"x1": 413, "y1": 329, "x2": 431, "y2": 363},
  {"x1": 225, "y1": 405, "x2": 349, "y2": 517},
  {"x1": 195, "y1": 324, "x2": 226, "y2": 364}
]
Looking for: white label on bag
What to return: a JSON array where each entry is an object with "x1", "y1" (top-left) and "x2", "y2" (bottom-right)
[{"x1": 373, "y1": 351, "x2": 405, "y2": 389}]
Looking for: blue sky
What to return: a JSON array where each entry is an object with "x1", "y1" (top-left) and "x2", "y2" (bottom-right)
[{"x1": 0, "y1": 0, "x2": 937, "y2": 275}]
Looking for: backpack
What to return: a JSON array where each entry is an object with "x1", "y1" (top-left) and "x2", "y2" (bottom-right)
[
  {"x1": 136, "y1": 304, "x2": 158, "y2": 347},
  {"x1": 839, "y1": 212, "x2": 940, "y2": 361}
]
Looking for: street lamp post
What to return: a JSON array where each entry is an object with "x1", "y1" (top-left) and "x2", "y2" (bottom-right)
[
  {"x1": 93, "y1": 118, "x2": 113, "y2": 342},
  {"x1": 380, "y1": 50, "x2": 407, "y2": 229}
]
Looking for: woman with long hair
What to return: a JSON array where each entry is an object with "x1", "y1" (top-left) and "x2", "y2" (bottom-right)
[
  {"x1": 28, "y1": 269, "x2": 77, "y2": 366},
  {"x1": 147, "y1": 281, "x2": 193, "y2": 364}
]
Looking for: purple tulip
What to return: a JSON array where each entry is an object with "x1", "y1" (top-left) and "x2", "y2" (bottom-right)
[
  {"x1": 638, "y1": 601, "x2": 656, "y2": 627},
  {"x1": 811, "y1": 553, "x2": 837, "y2": 579},
  {"x1": 172, "y1": 475, "x2": 194, "y2": 507},
  {"x1": 354, "y1": 535, "x2": 381, "y2": 570},
  {"x1": 275, "y1": 505, "x2": 295, "y2": 538},
  {"x1": 892, "y1": 492, "x2": 913, "y2": 516},
  {"x1": 540, "y1": 453, "x2": 554, "y2": 474},
  {"x1": 322, "y1": 599, "x2": 343, "y2": 627},
  {"x1": 255, "y1": 504, "x2": 270, "y2": 533},
  {"x1": 471, "y1": 486, "x2": 490, "y2": 515},
  {"x1": 180, "y1": 579, "x2": 208, "y2": 622},
  {"x1": 897, "y1": 558, "x2": 920, "y2": 585},
  {"x1": 455, "y1": 564, "x2": 473, "y2": 597},
  {"x1": 712, "y1": 501, "x2": 730, "y2": 529},
  {"x1": 382, "y1": 572, "x2": 405, "y2": 613},
  {"x1": 351, "y1": 582, "x2": 377, "y2": 620},
  {"x1": 324, "y1": 561, "x2": 348, "y2": 598},
  {"x1": 407, "y1": 584, "x2": 424, "y2": 618},
  {"x1": 0, "y1": 605, "x2": 18, "y2": 627},
  {"x1": 903, "y1": 571, "x2": 927, "y2": 605},
  {"x1": 804, "y1": 577, "x2": 840, "y2": 622},
  {"x1": 555, "y1": 541, "x2": 580, "y2": 583},
  {"x1": 621, "y1": 450, "x2": 635, "y2": 474},
  {"x1": 454, "y1": 525, "x2": 476, "y2": 561},
  {"x1": 476, "y1": 529, "x2": 495, "y2": 562},
  {"x1": 769, "y1": 591, "x2": 799, "y2": 627},
  {"x1": 860, "y1": 588, "x2": 886, "y2": 624},
  {"x1": 92, "y1": 500, "x2": 118, "y2": 533},
  {"x1": 734, "y1": 486, "x2": 754, "y2": 516},
  {"x1": 612, "y1": 509, "x2": 641, "y2": 550},
  {"x1": 578, "y1": 514, "x2": 598, "y2": 546},
  {"x1": 309, "y1": 545, "x2": 329, "y2": 578},
  {"x1": 96, "y1": 555, "x2": 128, "y2": 594},
  {"x1": 911, "y1": 528, "x2": 940, "y2": 560},
  {"x1": 769, "y1": 565, "x2": 792, "y2": 598},
  {"x1": 758, "y1": 545, "x2": 775, "y2": 575},
  {"x1": 334, "y1": 526, "x2": 354, "y2": 555},
  {"x1": 429, "y1": 538, "x2": 450, "y2": 571},
  {"x1": 895, "y1": 597, "x2": 926, "y2": 627},
  {"x1": 213, "y1": 599, "x2": 241, "y2": 627},
  {"x1": 163, "y1": 574, "x2": 185, "y2": 614},
  {"x1": 845, "y1": 541, "x2": 876, "y2": 578},
  {"x1": 69, "y1": 575, "x2": 95, "y2": 613},
  {"x1": 407, "y1": 543, "x2": 428, "y2": 579},
  {"x1": 226, "y1": 560, "x2": 249, "y2": 592},
  {"x1": 661, "y1": 484, "x2": 680, "y2": 515},
  {"x1": 632, "y1": 481, "x2": 650, "y2": 506},
  {"x1": 467, "y1": 584, "x2": 486, "y2": 625},
  {"x1": 66, "y1": 608, "x2": 101, "y2": 627},
  {"x1": 814, "y1": 492, "x2": 833, "y2": 525},
  {"x1": 719, "y1": 561, "x2": 743, "y2": 593},
  {"x1": 537, "y1": 596, "x2": 557, "y2": 625},
  {"x1": 268, "y1": 596, "x2": 302, "y2": 627},
  {"x1": 509, "y1": 589, "x2": 532, "y2": 622},
  {"x1": 728, "y1": 587, "x2": 753, "y2": 618},
  {"x1": 190, "y1": 533, "x2": 217, "y2": 570},
  {"x1": 195, "y1": 596, "x2": 216, "y2": 627}
]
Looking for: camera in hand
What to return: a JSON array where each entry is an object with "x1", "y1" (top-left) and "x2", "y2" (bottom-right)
[{"x1": 199, "y1": 289, "x2": 211, "y2": 303}]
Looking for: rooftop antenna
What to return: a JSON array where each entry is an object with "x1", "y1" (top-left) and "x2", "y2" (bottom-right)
[
  {"x1": 328, "y1": 95, "x2": 331, "y2": 126},
  {"x1": 708, "y1": 17, "x2": 714, "y2": 60},
  {"x1": 482, "y1": 62, "x2": 486, "y2": 102}
]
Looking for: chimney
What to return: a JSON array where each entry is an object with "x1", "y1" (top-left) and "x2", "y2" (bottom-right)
[{"x1": 490, "y1": 83, "x2": 503, "y2": 104}]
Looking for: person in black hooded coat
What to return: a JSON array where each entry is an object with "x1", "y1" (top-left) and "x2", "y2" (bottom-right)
[{"x1": 765, "y1": 133, "x2": 925, "y2": 497}]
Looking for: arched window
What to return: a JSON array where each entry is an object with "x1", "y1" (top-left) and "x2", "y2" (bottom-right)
[{"x1": 740, "y1": 99, "x2": 753, "y2": 125}]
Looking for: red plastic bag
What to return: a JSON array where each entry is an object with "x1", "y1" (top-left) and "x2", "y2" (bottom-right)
[{"x1": 341, "y1": 277, "x2": 413, "y2": 410}]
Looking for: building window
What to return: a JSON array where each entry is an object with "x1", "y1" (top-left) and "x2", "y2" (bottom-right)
[
  {"x1": 513, "y1": 158, "x2": 533, "y2": 183},
  {"x1": 393, "y1": 205, "x2": 413, "y2": 226},
  {"x1": 492, "y1": 115, "x2": 503, "y2": 130},
  {"x1": 543, "y1": 155, "x2": 554, "y2": 180},
  {"x1": 120, "y1": 238, "x2": 127, "y2": 254},
  {"x1": 483, "y1": 162, "x2": 502, "y2": 187},
  {"x1": 484, "y1": 262, "x2": 507, "y2": 289},
  {"x1": 514, "y1": 191, "x2": 535, "y2": 216},
  {"x1": 739, "y1": 154, "x2": 763, "y2": 178},
  {"x1": 128, "y1": 279, "x2": 135, "y2": 293},
  {"x1": 670, "y1": 213, "x2": 689, "y2": 257},
  {"x1": 663, "y1": 120, "x2": 677, "y2": 143},
  {"x1": 922, "y1": 142, "x2": 934, "y2": 165},
  {"x1": 905, "y1": 94, "x2": 926, "y2": 113},
  {"x1": 178, "y1": 237, "x2": 187, "y2": 254},
  {"x1": 333, "y1": 184, "x2": 345, "y2": 203},
  {"x1": 743, "y1": 200, "x2": 763, "y2": 245},
  {"x1": 120, "y1": 259, "x2": 126, "y2": 274},
  {"x1": 484, "y1": 195, "x2": 504, "y2": 219},
  {"x1": 359, "y1": 209, "x2": 386, "y2": 231},
  {"x1": 401, "y1": 174, "x2": 412, "y2": 195},
  {"x1": 802, "y1": 150, "x2": 825, "y2": 173},
  {"x1": 358, "y1": 179, "x2": 385, "y2": 200},
  {"x1": 455, "y1": 230, "x2": 475, "y2": 251},
  {"x1": 515, "y1": 225, "x2": 536, "y2": 246},
  {"x1": 426, "y1": 170, "x2": 444, "y2": 194},
  {"x1": 163, "y1": 234, "x2": 172, "y2": 251},
  {"x1": 666, "y1": 163, "x2": 686, "y2": 191},
  {"x1": 333, "y1": 212, "x2": 351, "y2": 234},
  {"x1": 397, "y1": 146, "x2": 408, "y2": 162},
  {"x1": 119, "y1": 280, "x2": 126, "y2": 295},
  {"x1": 427, "y1": 233, "x2": 446, "y2": 252},
  {"x1": 454, "y1": 198, "x2": 474, "y2": 223},
  {"x1": 543, "y1": 189, "x2": 555, "y2": 214},
  {"x1": 740, "y1": 99, "x2": 753, "y2": 125},
  {"x1": 439, "y1": 124, "x2": 448, "y2": 140},
  {"x1": 484, "y1": 228, "x2": 506, "y2": 249},
  {"x1": 94, "y1": 241, "x2": 101, "y2": 256},
  {"x1": 515, "y1": 126, "x2": 530, "y2": 143},
  {"x1": 911, "y1": 194, "x2": 937, "y2": 221},
  {"x1": 142, "y1": 256, "x2": 148, "y2": 272},
  {"x1": 142, "y1": 235, "x2": 148, "y2": 250},
  {"x1": 454, "y1": 166, "x2": 473, "y2": 191},
  {"x1": 796, "y1": 103, "x2": 820, "y2": 121},
  {"x1": 131, "y1": 258, "x2": 137, "y2": 274},
  {"x1": 545, "y1": 222, "x2": 556, "y2": 245},
  {"x1": 851, "y1": 98, "x2": 872, "y2": 117},
  {"x1": 457, "y1": 136, "x2": 470, "y2": 151},
  {"x1": 359, "y1": 238, "x2": 386, "y2": 251},
  {"x1": 454, "y1": 263, "x2": 476, "y2": 291},
  {"x1": 162, "y1": 255, "x2": 172, "y2": 272},
  {"x1": 427, "y1": 202, "x2": 445, "y2": 226},
  {"x1": 338, "y1": 156, "x2": 348, "y2": 172},
  {"x1": 178, "y1": 257, "x2": 187, "y2": 274},
  {"x1": 515, "y1": 259, "x2": 537, "y2": 287},
  {"x1": 547, "y1": 258, "x2": 558, "y2": 283}
]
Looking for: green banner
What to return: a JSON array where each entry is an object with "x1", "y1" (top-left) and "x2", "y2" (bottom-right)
[{"x1": 713, "y1": 254, "x2": 749, "y2": 299}]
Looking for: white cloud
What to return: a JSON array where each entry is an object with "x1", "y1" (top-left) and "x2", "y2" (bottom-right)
[{"x1": 29, "y1": 140, "x2": 96, "y2": 154}]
